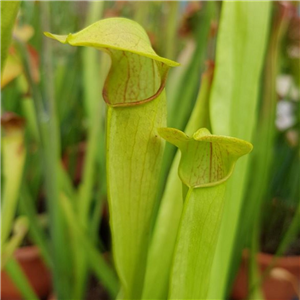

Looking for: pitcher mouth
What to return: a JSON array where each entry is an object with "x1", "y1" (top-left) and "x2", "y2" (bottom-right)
[{"x1": 158, "y1": 127, "x2": 253, "y2": 189}]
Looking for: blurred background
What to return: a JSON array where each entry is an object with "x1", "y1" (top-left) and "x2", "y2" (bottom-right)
[{"x1": 1, "y1": 1, "x2": 299, "y2": 300}]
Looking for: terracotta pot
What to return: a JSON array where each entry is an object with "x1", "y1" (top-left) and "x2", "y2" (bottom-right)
[
  {"x1": 232, "y1": 251, "x2": 300, "y2": 300},
  {"x1": 48, "y1": 293, "x2": 56, "y2": 300},
  {"x1": 1, "y1": 246, "x2": 52, "y2": 300}
]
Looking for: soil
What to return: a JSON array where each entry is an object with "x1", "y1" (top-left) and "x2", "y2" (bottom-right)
[
  {"x1": 261, "y1": 201, "x2": 300, "y2": 256},
  {"x1": 85, "y1": 276, "x2": 110, "y2": 300}
]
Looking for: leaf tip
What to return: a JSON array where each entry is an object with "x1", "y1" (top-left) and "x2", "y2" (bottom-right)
[
  {"x1": 44, "y1": 32, "x2": 70, "y2": 44},
  {"x1": 193, "y1": 128, "x2": 212, "y2": 140},
  {"x1": 158, "y1": 127, "x2": 189, "y2": 148}
]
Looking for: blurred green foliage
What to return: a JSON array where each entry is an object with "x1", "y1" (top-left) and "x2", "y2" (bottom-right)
[{"x1": 1, "y1": 1, "x2": 299, "y2": 300}]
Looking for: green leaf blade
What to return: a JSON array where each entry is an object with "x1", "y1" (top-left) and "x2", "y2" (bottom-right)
[
  {"x1": 46, "y1": 17, "x2": 178, "y2": 298},
  {"x1": 142, "y1": 66, "x2": 215, "y2": 300},
  {"x1": 208, "y1": 2, "x2": 272, "y2": 298},
  {"x1": 159, "y1": 128, "x2": 252, "y2": 299},
  {"x1": 107, "y1": 92, "x2": 167, "y2": 298},
  {"x1": 169, "y1": 185, "x2": 226, "y2": 299},
  {"x1": 1, "y1": 1, "x2": 20, "y2": 71}
]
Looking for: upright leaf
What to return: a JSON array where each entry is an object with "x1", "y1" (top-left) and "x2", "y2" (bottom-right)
[
  {"x1": 142, "y1": 64, "x2": 214, "y2": 300},
  {"x1": 246, "y1": 5, "x2": 293, "y2": 298},
  {"x1": 1, "y1": 1, "x2": 20, "y2": 71},
  {"x1": 45, "y1": 18, "x2": 178, "y2": 299},
  {"x1": 158, "y1": 127, "x2": 252, "y2": 299},
  {"x1": 1, "y1": 217, "x2": 28, "y2": 268},
  {"x1": 5, "y1": 258, "x2": 38, "y2": 300},
  {"x1": 208, "y1": 2, "x2": 271, "y2": 298},
  {"x1": 1, "y1": 113, "x2": 26, "y2": 246},
  {"x1": 75, "y1": 3, "x2": 106, "y2": 297},
  {"x1": 157, "y1": 2, "x2": 217, "y2": 204}
]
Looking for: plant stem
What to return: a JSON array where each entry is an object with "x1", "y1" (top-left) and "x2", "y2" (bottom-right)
[
  {"x1": 73, "y1": 3, "x2": 106, "y2": 298},
  {"x1": 21, "y1": 96, "x2": 40, "y2": 143},
  {"x1": 143, "y1": 62, "x2": 214, "y2": 299},
  {"x1": 75, "y1": 101, "x2": 103, "y2": 299},
  {"x1": 164, "y1": 1, "x2": 179, "y2": 60},
  {"x1": 158, "y1": 126, "x2": 252, "y2": 300},
  {"x1": 169, "y1": 185, "x2": 226, "y2": 299},
  {"x1": 106, "y1": 92, "x2": 167, "y2": 299},
  {"x1": 19, "y1": 185, "x2": 52, "y2": 268},
  {"x1": 61, "y1": 194, "x2": 119, "y2": 298},
  {"x1": 44, "y1": 18, "x2": 179, "y2": 299},
  {"x1": 79, "y1": 99, "x2": 103, "y2": 225},
  {"x1": 16, "y1": 4, "x2": 70, "y2": 297},
  {"x1": 81, "y1": 1, "x2": 105, "y2": 120},
  {"x1": 39, "y1": 3, "x2": 71, "y2": 298}
]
